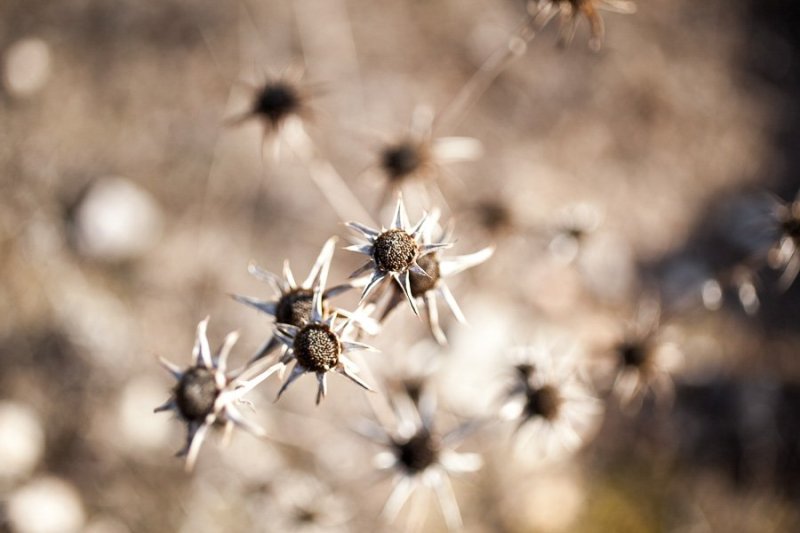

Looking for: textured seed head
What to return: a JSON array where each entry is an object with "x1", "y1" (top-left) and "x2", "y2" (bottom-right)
[
  {"x1": 409, "y1": 253, "x2": 440, "y2": 297},
  {"x1": 293, "y1": 324, "x2": 340, "y2": 372},
  {"x1": 175, "y1": 367, "x2": 218, "y2": 422},
  {"x1": 381, "y1": 142, "x2": 424, "y2": 181},
  {"x1": 255, "y1": 82, "x2": 301, "y2": 126},
  {"x1": 374, "y1": 229, "x2": 418, "y2": 273},
  {"x1": 524, "y1": 384, "x2": 562, "y2": 421},
  {"x1": 396, "y1": 429, "x2": 439, "y2": 474},
  {"x1": 276, "y1": 288, "x2": 315, "y2": 327}
]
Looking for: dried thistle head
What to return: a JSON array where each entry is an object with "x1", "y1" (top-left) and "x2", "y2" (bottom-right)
[
  {"x1": 346, "y1": 195, "x2": 452, "y2": 316},
  {"x1": 153, "y1": 318, "x2": 280, "y2": 471},
  {"x1": 529, "y1": 0, "x2": 636, "y2": 51}
]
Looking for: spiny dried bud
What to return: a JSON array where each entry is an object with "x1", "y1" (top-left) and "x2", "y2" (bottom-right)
[
  {"x1": 276, "y1": 288, "x2": 315, "y2": 327},
  {"x1": 409, "y1": 253, "x2": 440, "y2": 297},
  {"x1": 374, "y1": 229, "x2": 418, "y2": 273},
  {"x1": 396, "y1": 429, "x2": 440, "y2": 473},
  {"x1": 293, "y1": 324, "x2": 341, "y2": 373},
  {"x1": 524, "y1": 384, "x2": 562, "y2": 421},
  {"x1": 254, "y1": 82, "x2": 302, "y2": 127},
  {"x1": 175, "y1": 367, "x2": 218, "y2": 422}
]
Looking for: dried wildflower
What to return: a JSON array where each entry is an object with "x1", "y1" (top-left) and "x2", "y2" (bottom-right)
[
  {"x1": 609, "y1": 301, "x2": 683, "y2": 410},
  {"x1": 346, "y1": 196, "x2": 452, "y2": 316},
  {"x1": 227, "y1": 68, "x2": 314, "y2": 158},
  {"x1": 500, "y1": 343, "x2": 602, "y2": 461},
  {"x1": 234, "y1": 238, "x2": 370, "y2": 364},
  {"x1": 548, "y1": 203, "x2": 601, "y2": 264},
  {"x1": 273, "y1": 283, "x2": 377, "y2": 404},
  {"x1": 375, "y1": 107, "x2": 482, "y2": 205},
  {"x1": 361, "y1": 389, "x2": 482, "y2": 530},
  {"x1": 154, "y1": 318, "x2": 280, "y2": 471},
  {"x1": 529, "y1": 0, "x2": 637, "y2": 51},
  {"x1": 767, "y1": 191, "x2": 800, "y2": 289},
  {"x1": 248, "y1": 471, "x2": 352, "y2": 533},
  {"x1": 380, "y1": 214, "x2": 494, "y2": 345}
]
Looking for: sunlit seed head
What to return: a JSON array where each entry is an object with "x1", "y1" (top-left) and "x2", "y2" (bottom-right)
[
  {"x1": 276, "y1": 288, "x2": 315, "y2": 327},
  {"x1": 524, "y1": 384, "x2": 562, "y2": 421},
  {"x1": 255, "y1": 82, "x2": 301, "y2": 126},
  {"x1": 396, "y1": 429, "x2": 439, "y2": 474},
  {"x1": 374, "y1": 229, "x2": 418, "y2": 273},
  {"x1": 617, "y1": 340, "x2": 651, "y2": 369},
  {"x1": 293, "y1": 324, "x2": 341, "y2": 373},
  {"x1": 381, "y1": 142, "x2": 424, "y2": 181},
  {"x1": 175, "y1": 367, "x2": 218, "y2": 422},
  {"x1": 409, "y1": 253, "x2": 440, "y2": 297}
]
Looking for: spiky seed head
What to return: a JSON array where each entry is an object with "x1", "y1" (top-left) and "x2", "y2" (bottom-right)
[
  {"x1": 409, "y1": 253, "x2": 440, "y2": 297},
  {"x1": 276, "y1": 288, "x2": 315, "y2": 327},
  {"x1": 175, "y1": 367, "x2": 218, "y2": 422},
  {"x1": 381, "y1": 142, "x2": 424, "y2": 181},
  {"x1": 396, "y1": 429, "x2": 440, "y2": 474},
  {"x1": 255, "y1": 82, "x2": 301, "y2": 126},
  {"x1": 293, "y1": 324, "x2": 341, "y2": 373},
  {"x1": 524, "y1": 384, "x2": 562, "y2": 421},
  {"x1": 617, "y1": 340, "x2": 651, "y2": 369},
  {"x1": 374, "y1": 229, "x2": 418, "y2": 273}
]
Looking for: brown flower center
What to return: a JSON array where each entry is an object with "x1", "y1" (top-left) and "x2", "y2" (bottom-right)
[
  {"x1": 293, "y1": 324, "x2": 340, "y2": 372},
  {"x1": 276, "y1": 288, "x2": 314, "y2": 327},
  {"x1": 396, "y1": 429, "x2": 439, "y2": 473},
  {"x1": 381, "y1": 142, "x2": 424, "y2": 181},
  {"x1": 374, "y1": 229, "x2": 418, "y2": 273},
  {"x1": 255, "y1": 82, "x2": 300, "y2": 126},
  {"x1": 175, "y1": 367, "x2": 218, "y2": 422},
  {"x1": 409, "y1": 253, "x2": 440, "y2": 297},
  {"x1": 618, "y1": 340, "x2": 651, "y2": 369},
  {"x1": 524, "y1": 384, "x2": 562, "y2": 421}
]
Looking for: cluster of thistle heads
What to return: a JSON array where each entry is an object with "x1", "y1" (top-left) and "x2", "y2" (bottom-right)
[{"x1": 151, "y1": 1, "x2": 800, "y2": 528}]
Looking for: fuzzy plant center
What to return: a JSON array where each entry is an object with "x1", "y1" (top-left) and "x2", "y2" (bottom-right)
[
  {"x1": 276, "y1": 288, "x2": 315, "y2": 327},
  {"x1": 293, "y1": 324, "x2": 341, "y2": 372},
  {"x1": 374, "y1": 229, "x2": 419, "y2": 273},
  {"x1": 382, "y1": 142, "x2": 423, "y2": 181},
  {"x1": 409, "y1": 253, "x2": 440, "y2": 297},
  {"x1": 255, "y1": 82, "x2": 300, "y2": 125},
  {"x1": 618, "y1": 340, "x2": 650, "y2": 369},
  {"x1": 396, "y1": 430, "x2": 439, "y2": 474},
  {"x1": 524, "y1": 384, "x2": 562, "y2": 421},
  {"x1": 175, "y1": 367, "x2": 218, "y2": 422}
]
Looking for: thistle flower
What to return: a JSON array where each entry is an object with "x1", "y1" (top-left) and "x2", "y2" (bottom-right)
[
  {"x1": 529, "y1": 0, "x2": 637, "y2": 51},
  {"x1": 374, "y1": 107, "x2": 482, "y2": 206},
  {"x1": 380, "y1": 214, "x2": 494, "y2": 345},
  {"x1": 272, "y1": 283, "x2": 378, "y2": 405},
  {"x1": 608, "y1": 302, "x2": 683, "y2": 410},
  {"x1": 500, "y1": 343, "x2": 602, "y2": 462},
  {"x1": 361, "y1": 389, "x2": 482, "y2": 530},
  {"x1": 154, "y1": 318, "x2": 281, "y2": 471},
  {"x1": 227, "y1": 68, "x2": 314, "y2": 158},
  {"x1": 767, "y1": 191, "x2": 800, "y2": 289},
  {"x1": 345, "y1": 195, "x2": 452, "y2": 316},
  {"x1": 233, "y1": 237, "x2": 367, "y2": 364}
]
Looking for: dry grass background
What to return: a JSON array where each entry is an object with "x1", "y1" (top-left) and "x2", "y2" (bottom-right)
[{"x1": 2, "y1": 0, "x2": 800, "y2": 532}]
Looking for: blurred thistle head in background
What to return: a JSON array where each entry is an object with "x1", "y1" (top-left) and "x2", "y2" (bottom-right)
[{"x1": 529, "y1": 0, "x2": 637, "y2": 51}]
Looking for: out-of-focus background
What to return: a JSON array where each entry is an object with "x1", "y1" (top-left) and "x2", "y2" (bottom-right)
[{"x1": 2, "y1": 0, "x2": 800, "y2": 531}]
